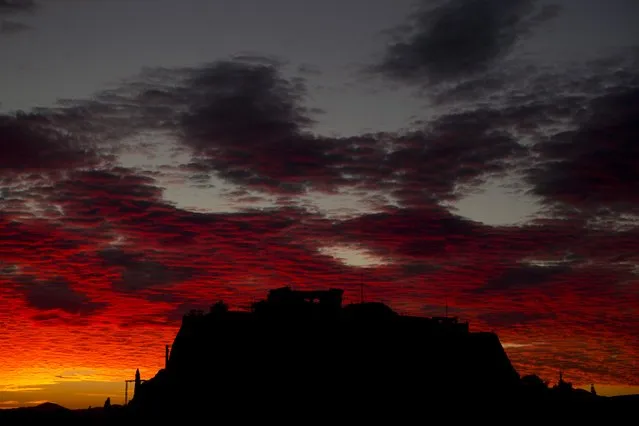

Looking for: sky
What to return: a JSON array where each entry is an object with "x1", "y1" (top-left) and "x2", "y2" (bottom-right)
[{"x1": 0, "y1": 0, "x2": 638, "y2": 409}]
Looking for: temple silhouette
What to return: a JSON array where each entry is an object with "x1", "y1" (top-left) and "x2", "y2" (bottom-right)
[{"x1": 127, "y1": 286, "x2": 522, "y2": 418}]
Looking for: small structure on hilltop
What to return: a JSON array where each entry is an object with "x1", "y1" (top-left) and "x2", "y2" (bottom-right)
[
  {"x1": 430, "y1": 315, "x2": 470, "y2": 333},
  {"x1": 266, "y1": 286, "x2": 344, "y2": 307},
  {"x1": 554, "y1": 370, "x2": 574, "y2": 393},
  {"x1": 251, "y1": 286, "x2": 344, "y2": 316},
  {"x1": 124, "y1": 368, "x2": 147, "y2": 405}
]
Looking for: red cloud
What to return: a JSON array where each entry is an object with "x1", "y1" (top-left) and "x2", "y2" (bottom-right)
[
  {"x1": 2, "y1": 173, "x2": 638, "y2": 392},
  {"x1": 2, "y1": 48, "x2": 639, "y2": 408}
]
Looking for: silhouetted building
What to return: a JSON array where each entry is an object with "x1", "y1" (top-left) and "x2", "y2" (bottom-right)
[
  {"x1": 251, "y1": 286, "x2": 344, "y2": 317},
  {"x1": 429, "y1": 315, "x2": 470, "y2": 333},
  {"x1": 134, "y1": 369, "x2": 140, "y2": 399},
  {"x1": 554, "y1": 370, "x2": 574, "y2": 392}
]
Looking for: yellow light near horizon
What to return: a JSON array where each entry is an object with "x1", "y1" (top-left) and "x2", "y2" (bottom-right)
[
  {"x1": 579, "y1": 384, "x2": 639, "y2": 397},
  {"x1": 319, "y1": 245, "x2": 388, "y2": 267}
]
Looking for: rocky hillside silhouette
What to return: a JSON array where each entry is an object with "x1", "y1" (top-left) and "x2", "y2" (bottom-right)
[{"x1": 130, "y1": 287, "x2": 521, "y2": 417}]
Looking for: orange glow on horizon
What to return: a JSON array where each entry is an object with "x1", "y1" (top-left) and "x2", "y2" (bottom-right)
[{"x1": 2, "y1": 282, "x2": 638, "y2": 409}]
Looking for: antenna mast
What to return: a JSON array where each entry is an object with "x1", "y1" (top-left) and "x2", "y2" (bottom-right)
[
  {"x1": 165, "y1": 344, "x2": 170, "y2": 369},
  {"x1": 360, "y1": 271, "x2": 364, "y2": 303},
  {"x1": 444, "y1": 282, "x2": 449, "y2": 318}
]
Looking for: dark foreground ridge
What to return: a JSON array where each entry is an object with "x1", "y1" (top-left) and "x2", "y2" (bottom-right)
[
  {"x1": 2, "y1": 287, "x2": 637, "y2": 424},
  {"x1": 135, "y1": 286, "x2": 518, "y2": 410},
  {"x1": 129, "y1": 287, "x2": 637, "y2": 421}
]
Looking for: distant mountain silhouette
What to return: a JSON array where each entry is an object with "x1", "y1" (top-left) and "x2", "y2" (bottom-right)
[
  {"x1": 610, "y1": 394, "x2": 639, "y2": 403},
  {"x1": 26, "y1": 402, "x2": 68, "y2": 412},
  {"x1": 0, "y1": 402, "x2": 127, "y2": 425}
]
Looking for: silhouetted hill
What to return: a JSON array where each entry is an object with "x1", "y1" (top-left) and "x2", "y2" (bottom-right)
[
  {"x1": 130, "y1": 287, "x2": 524, "y2": 419},
  {"x1": 610, "y1": 393, "x2": 639, "y2": 403},
  {"x1": 0, "y1": 403, "x2": 131, "y2": 426},
  {"x1": 0, "y1": 403, "x2": 74, "y2": 425},
  {"x1": 123, "y1": 288, "x2": 638, "y2": 423},
  {"x1": 30, "y1": 402, "x2": 69, "y2": 411}
]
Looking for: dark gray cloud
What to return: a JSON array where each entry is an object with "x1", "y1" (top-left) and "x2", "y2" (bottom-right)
[
  {"x1": 478, "y1": 311, "x2": 556, "y2": 327},
  {"x1": 59, "y1": 57, "x2": 333, "y2": 194},
  {"x1": 84, "y1": 56, "x2": 525, "y2": 205},
  {"x1": 526, "y1": 86, "x2": 639, "y2": 218},
  {"x1": 371, "y1": 0, "x2": 560, "y2": 86},
  {"x1": 0, "y1": 19, "x2": 29, "y2": 34},
  {"x1": 0, "y1": 0, "x2": 36, "y2": 13},
  {"x1": 389, "y1": 46, "x2": 639, "y2": 221},
  {"x1": 177, "y1": 58, "x2": 332, "y2": 193},
  {"x1": 434, "y1": 47, "x2": 639, "y2": 221},
  {"x1": 12, "y1": 276, "x2": 107, "y2": 316},
  {"x1": 477, "y1": 264, "x2": 570, "y2": 293},
  {"x1": 0, "y1": 112, "x2": 98, "y2": 174},
  {"x1": 0, "y1": 0, "x2": 36, "y2": 36},
  {"x1": 98, "y1": 247, "x2": 199, "y2": 292}
]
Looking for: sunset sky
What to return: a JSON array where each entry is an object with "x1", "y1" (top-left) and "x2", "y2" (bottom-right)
[{"x1": 1, "y1": 0, "x2": 638, "y2": 409}]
